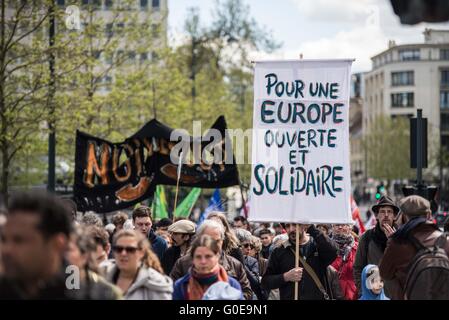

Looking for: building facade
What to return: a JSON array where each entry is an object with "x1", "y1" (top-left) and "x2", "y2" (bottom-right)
[
  {"x1": 364, "y1": 29, "x2": 449, "y2": 153},
  {"x1": 362, "y1": 29, "x2": 449, "y2": 201}
]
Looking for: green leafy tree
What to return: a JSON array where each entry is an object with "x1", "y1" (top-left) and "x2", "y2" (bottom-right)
[{"x1": 363, "y1": 115, "x2": 415, "y2": 181}]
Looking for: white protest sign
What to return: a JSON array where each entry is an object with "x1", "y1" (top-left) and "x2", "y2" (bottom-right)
[{"x1": 250, "y1": 59, "x2": 353, "y2": 224}]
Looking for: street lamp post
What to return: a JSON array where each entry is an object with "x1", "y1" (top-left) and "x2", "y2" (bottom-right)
[{"x1": 47, "y1": 1, "x2": 56, "y2": 192}]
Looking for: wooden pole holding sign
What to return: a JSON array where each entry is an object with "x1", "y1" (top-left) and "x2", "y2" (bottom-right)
[
  {"x1": 294, "y1": 53, "x2": 303, "y2": 301},
  {"x1": 294, "y1": 225, "x2": 300, "y2": 300}
]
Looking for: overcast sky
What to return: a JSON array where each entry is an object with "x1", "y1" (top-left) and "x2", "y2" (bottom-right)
[{"x1": 168, "y1": 0, "x2": 449, "y2": 73}]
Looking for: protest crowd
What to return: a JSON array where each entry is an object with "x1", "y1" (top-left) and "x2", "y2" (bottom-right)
[{"x1": 0, "y1": 190, "x2": 448, "y2": 300}]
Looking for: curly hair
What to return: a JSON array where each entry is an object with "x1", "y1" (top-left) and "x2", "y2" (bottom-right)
[
  {"x1": 70, "y1": 225, "x2": 99, "y2": 273},
  {"x1": 112, "y1": 229, "x2": 163, "y2": 274},
  {"x1": 112, "y1": 211, "x2": 128, "y2": 227},
  {"x1": 82, "y1": 212, "x2": 103, "y2": 227},
  {"x1": 251, "y1": 235, "x2": 262, "y2": 253}
]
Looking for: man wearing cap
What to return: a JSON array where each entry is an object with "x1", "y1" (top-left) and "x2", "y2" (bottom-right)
[
  {"x1": 353, "y1": 195, "x2": 400, "y2": 298},
  {"x1": 161, "y1": 219, "x2": 196, "y2": 275},
  {"x1": 379, "y1": 195, "x2": 449, "y2": 299}
]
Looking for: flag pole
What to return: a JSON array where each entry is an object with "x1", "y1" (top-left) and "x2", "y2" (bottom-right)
[
  {"x1": 295, "y1": 53, "x2": 303, "y2": 300},
  {"x1": 239, "y1": 182, "x2": 248, "y2": 218},
  {"x1": 173, "y1": 151, "x2": 183, "y2": 214}
]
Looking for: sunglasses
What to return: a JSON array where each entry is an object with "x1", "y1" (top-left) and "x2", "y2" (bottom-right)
[
  {"x1": 113, "y1": 245, "x2": 139, "y2": 254},
  {"x1": 242, "y1": 243, "x2": 254, "y2": 249}
]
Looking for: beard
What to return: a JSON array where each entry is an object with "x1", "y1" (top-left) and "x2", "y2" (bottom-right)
[{"x1": 288, "y1": 230, "x2": 304, "y2": 243}]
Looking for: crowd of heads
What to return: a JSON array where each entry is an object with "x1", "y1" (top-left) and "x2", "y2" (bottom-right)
[{"x1": 0, "y1": 190, "x2": 446, "y2": 300}]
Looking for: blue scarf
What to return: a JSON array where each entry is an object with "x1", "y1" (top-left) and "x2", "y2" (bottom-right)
[{"x1": 392, "y1": 216, "x2": 429, "y2": 242}]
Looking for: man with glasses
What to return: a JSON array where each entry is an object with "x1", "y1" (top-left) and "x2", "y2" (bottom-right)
[
  {"x1": 353, "y1": 195, "x2": 400, "y2": 299},
  {"x1": 132, "y1": 206, "x2": 167, "y2": 262}
]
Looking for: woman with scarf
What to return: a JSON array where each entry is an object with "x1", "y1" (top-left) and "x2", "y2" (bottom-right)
[
  {"x1": 173, "y1": 234, "x2": 243, "y2": 300},
  {"x1": 331, "y1": 224, "x2": 358, "y2": 300}
]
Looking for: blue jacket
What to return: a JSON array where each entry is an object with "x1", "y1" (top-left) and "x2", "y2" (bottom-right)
[
  {"x1": 148, "y1": 229, "x2": 167, "y2": 262},
  {"x1": 359, "y1": 264, "x2": 389, "y2": 300},
  {"x1": 173, "y1": 272, "x2": 243, "y2": 300}
]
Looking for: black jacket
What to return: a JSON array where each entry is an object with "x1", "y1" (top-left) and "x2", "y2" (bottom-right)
[
  {"x1": 261, "y1": 225, "x2": 338, "y2": 300},
  {"x1": 148, "y1": 228, "x2": 168, "y2": 262},
  {"x1": 244, "y1": 255, "x2": 268, "y2": 300},
  {"x1": 161, "y1": 245, "x2": 181, "y2": 275},
  {"x1": 261, "y1": 245, "x2": 272, "y2": 259}
]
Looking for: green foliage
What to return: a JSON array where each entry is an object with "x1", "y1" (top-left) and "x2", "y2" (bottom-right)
[
  {"x1": 1, "y1": 0, "x2": 279, "y2": 196},
  {"x1": 363, "y1": 115, "x2": 415, "y2": 180}
]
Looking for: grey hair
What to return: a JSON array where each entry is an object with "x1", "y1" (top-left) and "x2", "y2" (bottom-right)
[
  {"x1": 234, "y1": 227, "x2": 253, "y2": 244},
  {"x1": 251, "y1": 235, "x2": 262, "y2": 252},
  {"x1": 197, "y1": 219, "x2": 225, "y2": 240},
  {"x1": 81, "y1": 212, "x2": 103, "y2": 227},
  {"x1": 272, "y1": 234, "x2": 288, "y2": 247}
]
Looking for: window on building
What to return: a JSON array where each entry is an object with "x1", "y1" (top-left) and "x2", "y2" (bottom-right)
[
  {"x1": 116, "y1": 22, "x2": 125, "y2": 34},
  {"x1": 391, "y1": 114, "x2": 413, "y2": 121},
  {"x1": 441, "y1": 70, "x2": 449, "y2": 86},
  {"x1": 442, "y1": 135, "x2": 449, "y2": 152},
  {"x1": 105, "y1": 23, "x2": 113, "y2": 37},
  {"x1": 391, "y1": 71, "x2": 414, "y2": 86},
  {"x1": 152, "y1": 0, "x2": 160, "y2": 10},
  {"x1": 441, "y1": 114, "x2": 449, "y2": 132},
  {"x1": 105, "y1": 0, "x2": 113, "y2": 9},
  {"x1": 441, "y1": 49, "x2": 449, "y2": 60},
  {"x1": 391, "y1": 92, "x2": 414, "y2": 107},
  {"x1": 152, "y1": 24, "x2": 159, "y2": 38},
  {"x1": 399, "y1": 49, "x2": 420, "y2": 61},
  {"x1": 105, "y1": 52, "x2": 113, "y2": 64},
  {"x1": 141, "y1": 0, "x2": 148, "y2": 8},
  {"x1": 93, "y1": 50, "x2": 101, "y2": 59},
  {"x1": 140, "y1": 52, "x2": 148, "y2": 62},
  {"x1": 441, "y1": 91, "x2": 449, "y2": 109},
  {"x1": 57, "y1": 0, "x2": 65, "y2": 6},
  {"x1": 103, "y1": 76, "x2": 112, "y2": 89},
  {"x1": 116, "y1": 50, "x2": 125, "y2": 62},
  {"x1": 128, "y1": 51, "x2": 136, "y2": 62}
]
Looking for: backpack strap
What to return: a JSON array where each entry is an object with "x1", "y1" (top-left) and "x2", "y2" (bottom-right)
[
  {"x1": 288, "y1": 246, "x2": 330, "y2": 300},
  {"x1": 434, "y1": 232, "x2": 448, "y2": 248},
  {"x1": 297, "y1": 255, "x2": 330, "y2": 300}
]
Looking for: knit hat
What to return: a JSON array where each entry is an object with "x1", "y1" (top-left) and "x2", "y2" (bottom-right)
[{"x1": 399, "y1": 195, "x2": 431, "y2": 218}]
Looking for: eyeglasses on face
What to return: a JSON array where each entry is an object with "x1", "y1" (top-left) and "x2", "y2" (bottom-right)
[
  {"x1": 113, "y1": 245, "x2": 139, "y2": 254},
  {"x1": 241, "y1": 243, "x2": 254, "y2": 249}
]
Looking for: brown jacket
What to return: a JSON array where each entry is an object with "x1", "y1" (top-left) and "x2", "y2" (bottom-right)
[
  {"x1": 169, "y1": 252, "x2": 253, "y2": 300},
  {"x1": 379, "y1": 222, "x2": 449, "y2": 300},
  {"x1": 353, "y1": 228, "x2": 388, "y2": 295}
]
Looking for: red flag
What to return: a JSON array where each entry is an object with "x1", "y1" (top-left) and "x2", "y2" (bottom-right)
[{"x1": 351, "y1": 196, "x2": 366, "y2": 234}]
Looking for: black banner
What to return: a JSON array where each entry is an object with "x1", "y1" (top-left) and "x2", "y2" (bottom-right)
[{"x1": 74, "y1": 116, "x2": 239, "y2": 213}]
